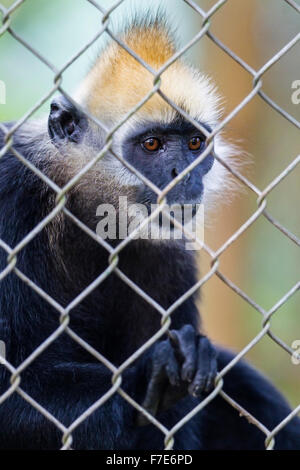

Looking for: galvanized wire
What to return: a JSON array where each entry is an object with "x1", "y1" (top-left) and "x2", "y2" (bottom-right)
[{"x1": 0, "y1": 0, "x2": 299, "y2": 450}]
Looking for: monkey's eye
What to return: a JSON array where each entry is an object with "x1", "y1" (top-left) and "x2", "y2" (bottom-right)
[
  {"x1": 188, "y1": 136, "x2": 204, "y2": 151},
  {"x1": 142, "y1": 138, "x2": 161, "y2": 152}
]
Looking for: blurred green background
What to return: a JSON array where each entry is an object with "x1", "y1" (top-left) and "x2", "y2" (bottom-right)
[{"x1": 0, "y1": 0, "x2": 299, "y2": 407}]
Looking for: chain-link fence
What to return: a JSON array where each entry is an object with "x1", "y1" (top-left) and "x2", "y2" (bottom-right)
[{"x1": 0, "y1": 0, "x2": 299, "y2": 450}]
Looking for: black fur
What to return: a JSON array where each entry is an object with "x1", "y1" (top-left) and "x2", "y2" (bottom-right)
[{"x1": 0, "y1": 124, "x2": 299, "y2": 450}]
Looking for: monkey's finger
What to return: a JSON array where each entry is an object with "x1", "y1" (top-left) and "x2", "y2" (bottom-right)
[
  {"x1": 189, "y1": 336, "x2": 217, "y2": 397},
  {"x1": 138, "y1": 368, "x2": 166, "y2": 426},
  {"x1": 152, "y1": 340, "x2": 180, "y2": 387},
  {"x1": 171, "y1": 325, "x2": 197, "y2": 383},
  {"x1": 204, "y1": 370, "x2": 218, "y2": 393},
  {"x1": 164, "y1": 343, "x2": 181, "y2": 387},
  {"x1": 138, "y1": 340, "x2": 180, "y2": 425}
]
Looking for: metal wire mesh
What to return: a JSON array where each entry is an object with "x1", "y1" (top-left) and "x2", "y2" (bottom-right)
[{"x1": 0, "y1": 0, "x2": 299, "y2": 450}]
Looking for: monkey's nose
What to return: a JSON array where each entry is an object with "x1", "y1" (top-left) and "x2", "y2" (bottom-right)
[{"x1": 171, "y1": 167, "x2": 191, "y2": 183}]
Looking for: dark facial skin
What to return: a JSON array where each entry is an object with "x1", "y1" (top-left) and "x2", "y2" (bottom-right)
[{"x1": 122, "y1": 120, "x2": 214, "y2": 206}]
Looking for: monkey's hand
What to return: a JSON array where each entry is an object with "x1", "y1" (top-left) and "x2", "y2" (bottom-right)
[{"x1": 137, "y1": 325, "x2": 217, "y2": 426}]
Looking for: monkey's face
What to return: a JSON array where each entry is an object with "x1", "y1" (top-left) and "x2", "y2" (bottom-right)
[
  {"x1": 48, "y1": 94, "x2": 231, "y2": 244},
  {"x1": 48, "y1": 96, "x2": 215, "y2": 214},
  {"x1": 121, "y1": 119, "x2": 214, "y2": 208},
  {"x1": 48, "y1": 97, "x2": 213, "y2": 206},
  {"x1": 46, "y1": 20, "x2": 237, "y2": 244}
]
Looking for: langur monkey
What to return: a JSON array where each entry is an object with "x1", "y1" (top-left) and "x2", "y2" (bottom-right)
[{"x1": 0, "y1": 16, "x2": 299, "y2": 450}]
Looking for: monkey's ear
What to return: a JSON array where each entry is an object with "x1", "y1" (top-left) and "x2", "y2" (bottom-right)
[{"x1": 48, "y1": 96, "x2": 88, "y2": 146}]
